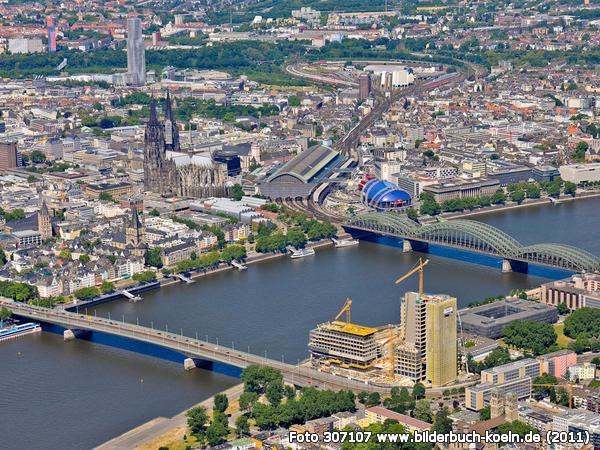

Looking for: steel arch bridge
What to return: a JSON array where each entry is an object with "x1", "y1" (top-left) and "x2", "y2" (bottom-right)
[{"x1": 345, "y1": 212, "x2": 600, "y2": 273}]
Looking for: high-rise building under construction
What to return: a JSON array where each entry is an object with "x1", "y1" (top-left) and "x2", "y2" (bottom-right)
[
  {"x1": 426, "y1": 295, "x2": 457, "y2": 386},
  {"x1": 395, "y1": 291, "x2": 457, "y2": 386}
]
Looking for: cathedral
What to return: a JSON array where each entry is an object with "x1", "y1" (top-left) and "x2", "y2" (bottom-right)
[{"x1": 144, "y1": 93, "x2": 228, "y2": 198}]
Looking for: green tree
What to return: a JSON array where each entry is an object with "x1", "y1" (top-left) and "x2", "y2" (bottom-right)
[
  {"x1": 266, "y1": 378, "x2": 284, "y2": 406},
  {"x1": 412, "y1": 382, "x2": 425, "y2": 400},
  {"x1": 492, "y1": 188, "x2": 506, "y2": 204},
  {"x1": 186, "y1": 405, "x2": 209, "y2": 437},
  {"x1": 229, "y1": 183, "x2": 244, "y2": 201},
  {"x1": 502, "y1": 320, "x2": 557, "y2": 355},
  {"x1": 235, "y1": 414, "x2": 249, "y2": 436},
  {"x1": 414, "y1": 399, "x2": 432, "y2": 423},
  {"x1": 238, "y1": 391, "x2": 259, "y2": 412},
  {"x1": 0, "y1": 248, "x2": 6, "y2": 265},
  {"x1": 432, "y1": 407, "x2": 452, "y2": 434},
  {"x1": 30, "y1": 150, "x2": 46, "y2": 163},
  {"x1": 569, "y1": 334, "x2": 590, "y2": 354},
  {"x1": 496, "y1": 420, "x2": 537, "y2": 441},
  {"x1": 510, "y1": 189, "x2": 525, "y2": 203},
  {"x1": 366, "y1": 392, "x2": 380, "y2": 407},
  {"x1": 564, "y1": 307, "x2": 600, "y2": 338},
  {"x1": 79, "y1": 254, "x2": 90, "y2": 263},
  {"x1": 479, "y1": 406, "x2": 491, "y2": 421},
  {"x1": 557, "y1": 302, "x2": 569, "y2": 315},
  {"x1": 149, "y1": 208, "x2": 160, "y2": 217},
  {"x1": 532, "y1": 373, "x2": 558, "y2": 396},
  {"x1": 144, "y1": 248, "x2": 163, "y2": 268},
  {"x1": 286, "y1": 228, "x2": 307, "y2": 248},
  {"x1": 0, "y1": 307, "x2": 13, "y2": 321},
  {"x1": 564, "y1": 181, "x2": 577, "y2": 196},
  {"x1": 526, "y1": 183, "x2": 541, "y2": 198},
  {"x1": 100, "y1": 280, "x2": 115, "y2": 293},
  {"x1": 420, "y1": 200, "x2": 441, "y2": 216},
  {"x1": 213, "y1": 393, "x2": 228, "y2": 413},
  {"x1": 59, "y1": 249, "x2": 72, "y2": 260},
  {"x1": 406, "y1": 208, "x2": 419, "y2": 221},
  {"x1": 74, "y1": 286, "x2": 100, "y2": 299}
]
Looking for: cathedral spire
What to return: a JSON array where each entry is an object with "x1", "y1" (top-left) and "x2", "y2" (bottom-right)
[
  {"x1": 149, "y1": 96, "x2": 158, "y2": 125},
  {"x1": 165, "y1": 90, "x2": 173, "y2": 122}
]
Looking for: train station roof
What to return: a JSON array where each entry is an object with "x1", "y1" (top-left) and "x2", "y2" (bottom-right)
[{"x1": 267, "y1": 145, "x2": 339, "y2": 184}]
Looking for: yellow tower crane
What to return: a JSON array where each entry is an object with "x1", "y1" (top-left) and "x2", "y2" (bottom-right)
[
  {"x1": 387, "y1": 258, "x2": 430, "y2": 379},
  {"x1": 334, "y1": 297, "x2": 352, "y2": 324},
  {"x1": 395, "y1": 258, "x2": 429, "y2": 295}
]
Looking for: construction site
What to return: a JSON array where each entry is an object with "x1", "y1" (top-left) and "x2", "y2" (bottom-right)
[{"x1": 308, "y1": 259, "x2": 465, "y2": 388}]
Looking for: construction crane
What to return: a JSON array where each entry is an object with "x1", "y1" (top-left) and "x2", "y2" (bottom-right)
[
  {"x1": 395, "y1": 258, "x2": 429, "y2": 296},
  {"x1": 334, "y1": 298, "x2": 352, "y2": 324},
  {"x1": 530, "y1": 381, "x2": 582, "y2": 409}
]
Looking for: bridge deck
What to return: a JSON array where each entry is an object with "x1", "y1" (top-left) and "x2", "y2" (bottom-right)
[{"x1": 1, "y1": 299, "x2": 397, "y2": 394}]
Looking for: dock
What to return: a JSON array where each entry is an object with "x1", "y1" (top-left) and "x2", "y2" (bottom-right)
[
  {"x1": 172, "y1": 273, "x2": 195, "y2": 284},
  {"x1": 118, "y1": 289, "x2": 143, "y2": 302},
  {"x1": 230, "y1": 260, "x2": 247, "y2": 271}
]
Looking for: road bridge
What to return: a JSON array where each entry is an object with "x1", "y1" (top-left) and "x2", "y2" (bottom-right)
[
  {"x1": 345, "y1": 212, "x2": 600, "y2": 273},
  {"x1": 1, "y1": 299, "x2": 397, "y2": 394}
]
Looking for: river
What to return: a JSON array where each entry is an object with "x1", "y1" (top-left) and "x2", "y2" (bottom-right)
[{"x1": 2, "y1": 197, "x2": 599, "y2": 449}]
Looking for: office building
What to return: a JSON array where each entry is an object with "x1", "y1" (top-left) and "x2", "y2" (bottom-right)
[
  {"x1": 422, "y1": 178, "x2": 500, "y2": 202},
  {"x1": 0, "y1": 141, "x2": 20, "y2": 170},
  {"x1": 309, "y1": 321, "x2": 381, "y2": 369},
  {"x1": 8, "y1": 38, "x2": 43, "y2": 54},
  {"x1": 426, "y1": 295, "x2": 457, "y2": 386},
  {"x1": 465, "y1": 359, "x2": 541, "y2": 410},
  {"x1": 359, "y1": 73, "x2": 371, "y2": 99},
  {"x1": 540, "y1": 273, "x2": 600, "y2": 311},
  {"x1": 459, "y1": 297, "x2": 558, "y2": 338},
  {"x1": 538, "y1": 349, "x2": 577, "y2": 378},
  {"x1": 47, "y1": 17, "x2": 56, "y2": 52},
  {"x1": 559, "y1": 163, "x2": 600, "y2": 183},
  {"x1": 126, "y1": 17, "x2": 146, "y2": 86}
]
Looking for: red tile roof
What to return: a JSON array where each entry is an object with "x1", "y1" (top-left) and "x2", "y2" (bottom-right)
[{"x1": 366, "y1": 406, "x2": 432, "y2": 430}]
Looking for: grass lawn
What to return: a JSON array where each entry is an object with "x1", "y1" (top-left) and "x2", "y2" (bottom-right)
[{"x1": 554, "y1": 323, "x2": 574, "y2": 348}]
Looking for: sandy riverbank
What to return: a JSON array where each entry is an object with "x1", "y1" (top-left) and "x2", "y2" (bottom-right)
[{"x1": 95, "y1": 383, "x2": 244, "y2": 450}]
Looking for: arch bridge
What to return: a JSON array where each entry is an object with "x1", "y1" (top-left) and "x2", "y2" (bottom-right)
[{"x1": 345, "y1": 212, "x2": 600, "y2": 273}]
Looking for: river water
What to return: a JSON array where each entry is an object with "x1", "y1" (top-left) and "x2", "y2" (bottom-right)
[{"x1": 2, "y1": 197, "x2": 599, "y2": 449}]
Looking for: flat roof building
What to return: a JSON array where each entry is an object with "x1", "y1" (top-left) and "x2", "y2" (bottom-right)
[
  {"x1": 460, "y1": 297, "x2": 558, "y2": 339},
  {"x1": 559, "y1": 163, "x2": 600, "y2": 184},
  {"x1": 309, "y1": 321, "x2": 381, "y2": 370},
  {"x1": 465, "y1": 359, "x2": 541, "y2": 411},
  {"x1": 423, "y1": 178, "x2": 500, "y2": 202}
]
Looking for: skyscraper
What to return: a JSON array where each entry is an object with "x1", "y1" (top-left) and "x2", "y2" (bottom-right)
[
  {"x1": 0, "y1": 141, "x2": 20, "y2": 169},
  {"x1": 426, "y1": 295, "x2": 457, "y2": 386},
  {"x1": 359, "y1": 73, "x2": 371, "y2": 99},
  {"x1": 395, "y1": 291, "x2": 458, "y2": 385},
  {"x1": 126, "y1": 17, "x2": 146, "y2": 86},
  {"x1": 47, "y1": 17, "x2": 56, "y2": 52}
]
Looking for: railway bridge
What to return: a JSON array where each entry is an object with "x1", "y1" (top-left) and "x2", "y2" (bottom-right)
[{"x1": 345, "y1": 212, "x2": 600, "y2": 273}]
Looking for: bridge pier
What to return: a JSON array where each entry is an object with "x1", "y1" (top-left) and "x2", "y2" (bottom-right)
[
  {"x1": 184, "y1": 358, "x2": 198, "y2": 371},
  {"x1": 502, "y1": 259, "x2": 528, "y2": 273},
  {"x1": 63, "y1": 329, "x2": 91, "y2": 341},
  {"x1": 402, "y1": 239, "x2": 428, "y2": 253}
]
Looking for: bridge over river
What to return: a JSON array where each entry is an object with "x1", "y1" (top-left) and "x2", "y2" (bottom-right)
[
  {"x1": 345, "y1": 212, "x2": 600, "y2": 273},
  {"x1": 1, "y1": 299, "x2": 413, "y2": 394}
]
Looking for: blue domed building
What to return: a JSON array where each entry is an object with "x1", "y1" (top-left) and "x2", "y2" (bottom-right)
[{"x1": 360, "y1": 178, "x2": 412, "y2": 211}]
